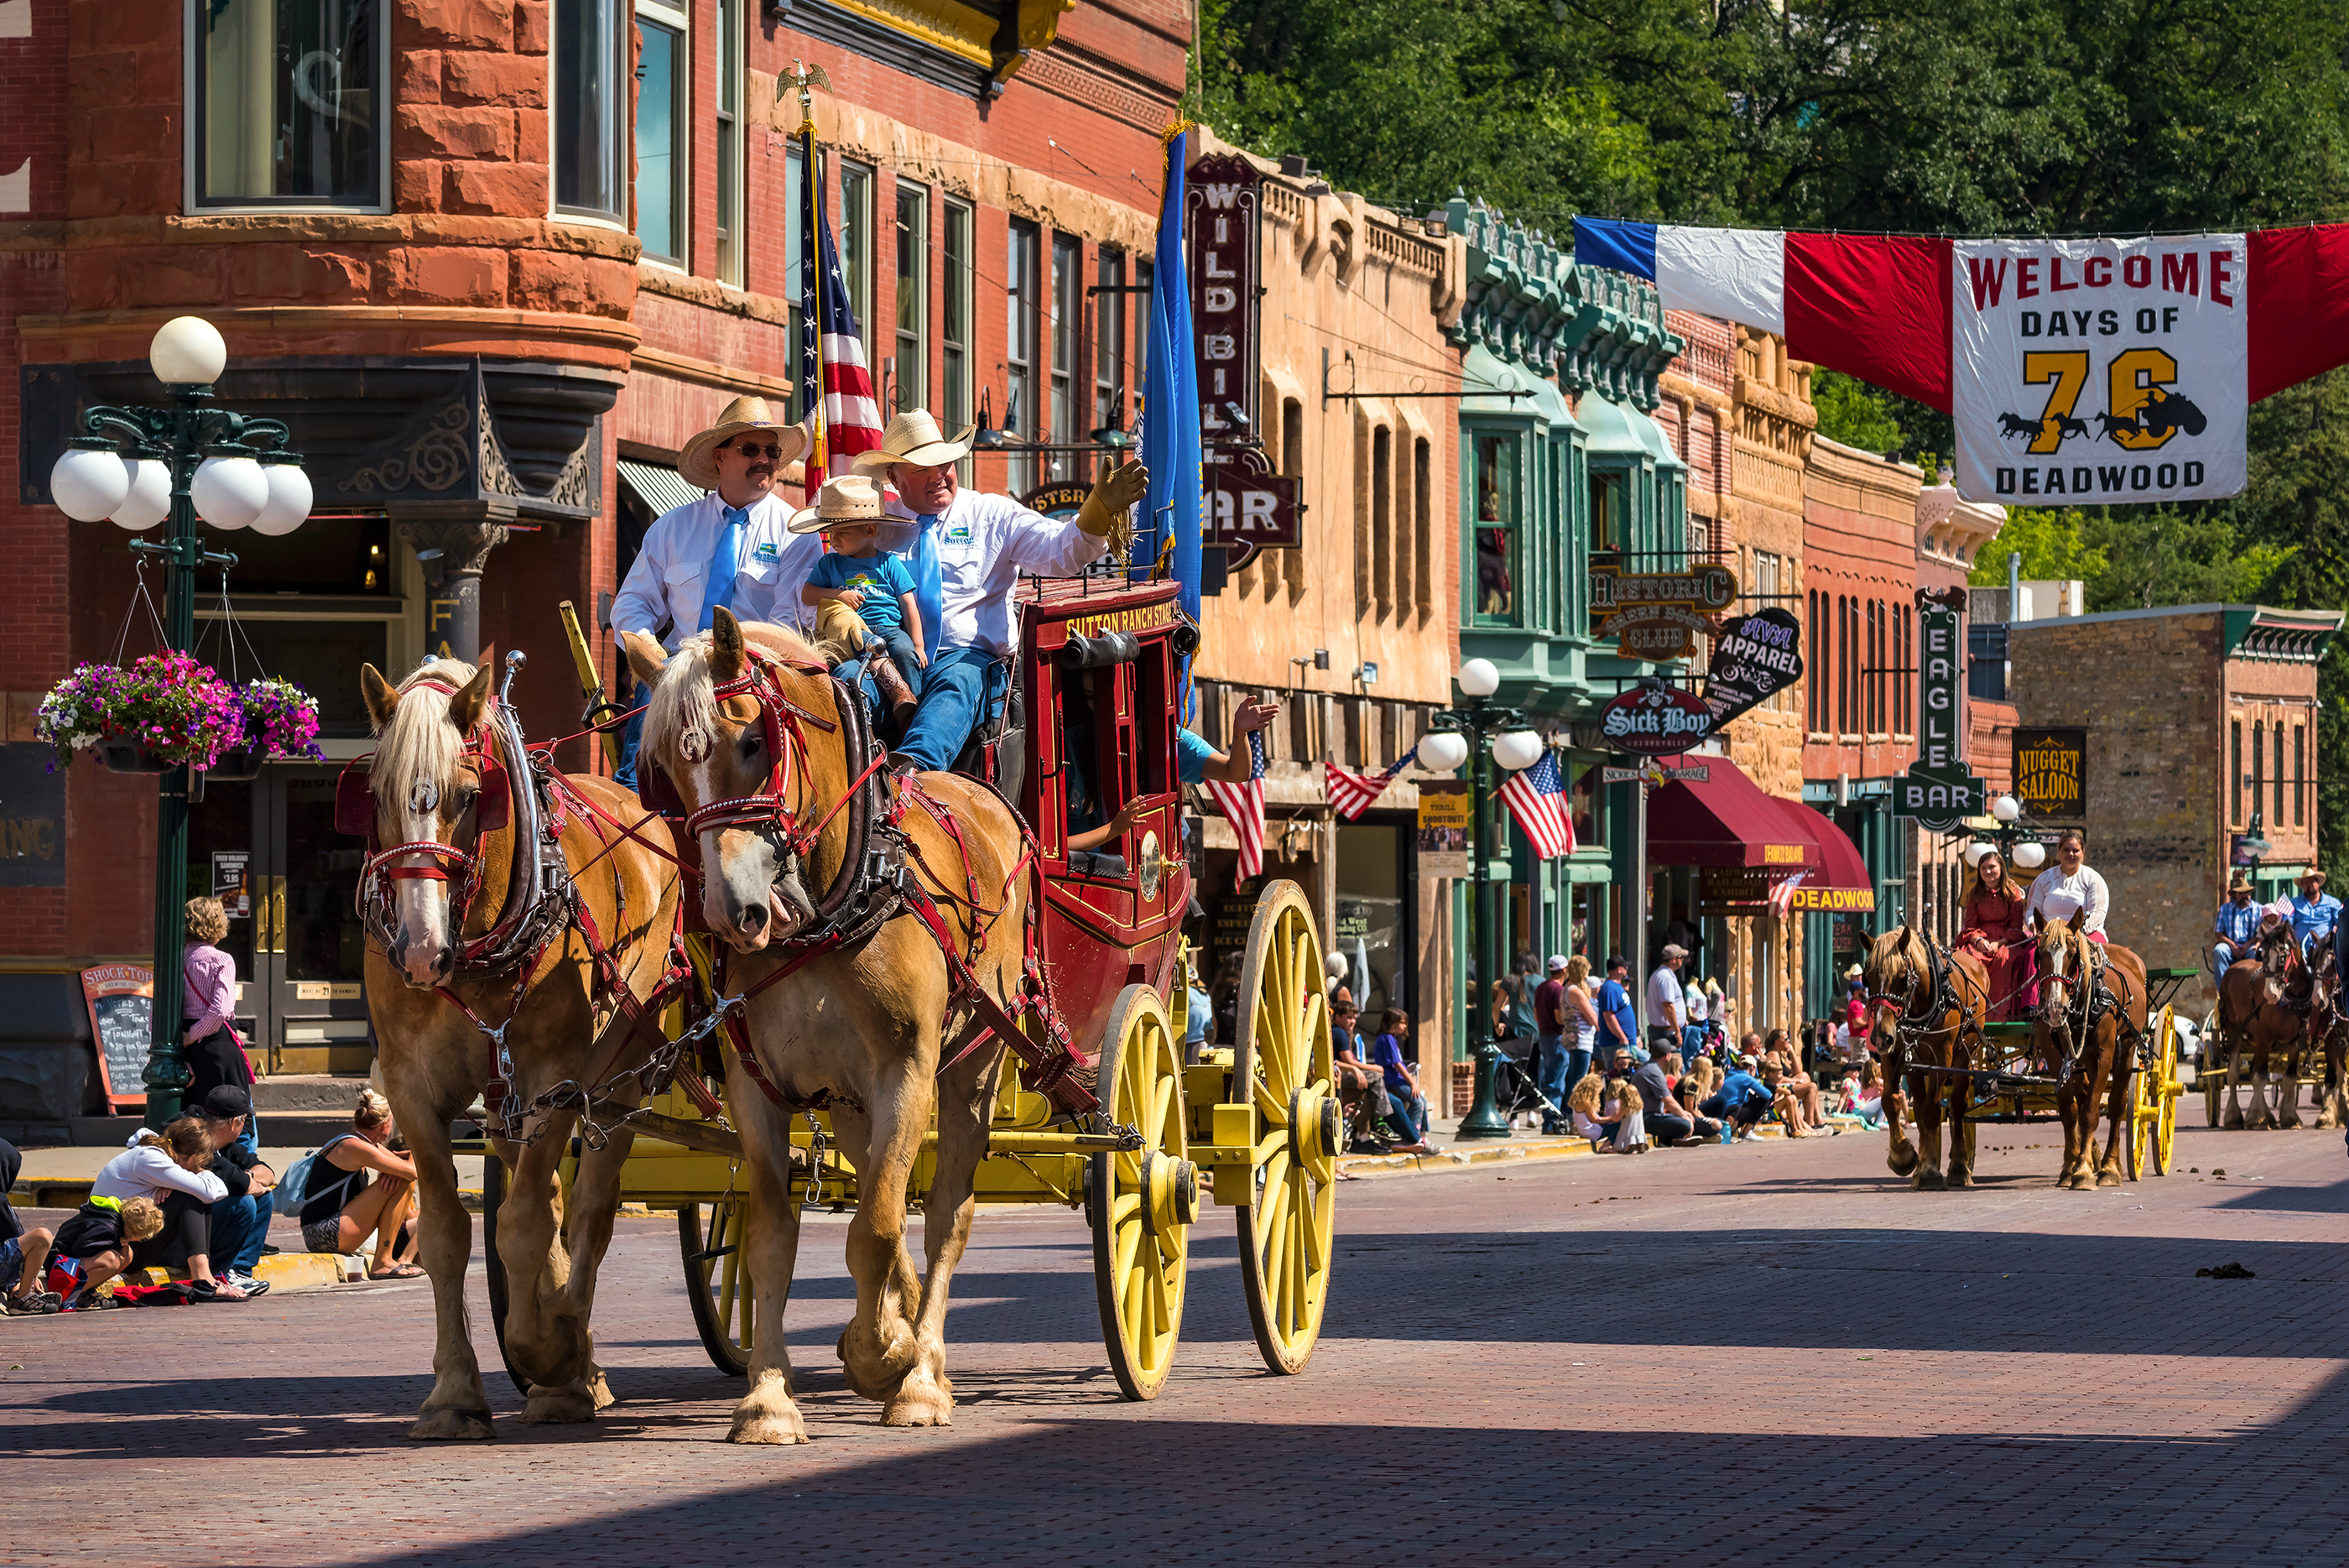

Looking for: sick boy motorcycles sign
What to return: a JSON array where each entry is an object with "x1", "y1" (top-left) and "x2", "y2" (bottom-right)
[{"x1": 1952, "y1": 235, "x2": 2247, "y2": 504}]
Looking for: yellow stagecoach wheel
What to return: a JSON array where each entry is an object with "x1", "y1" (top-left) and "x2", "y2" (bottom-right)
[
  {"x1": 2149, "y1": 1004, "x2": 2180, "y2": 1175},
  {"x1": 1232, "y1": 880, "x2": 1337, "y2": 1376},
  {"x1": 1088, "y1": 984, "x2": 1193, "y2": 1402},
  {"x1": 679, "y1": 1193, "x2": 753, "y2": 1377},
  {"x1": 2201, "y1": 1007, "x2": 2226, "y2": 1130}
]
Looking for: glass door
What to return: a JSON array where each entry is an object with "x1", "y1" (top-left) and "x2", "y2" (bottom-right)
[{"x1": 267, "y1": 767, "x2": 372, "y2": 1072}]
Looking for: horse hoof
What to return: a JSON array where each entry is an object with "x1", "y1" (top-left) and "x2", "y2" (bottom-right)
[
  {"x1": 586, "y1": 1365, "x2": 616, "y2": 1411},
  {"x1": 881, "y1": 1386, "x2": 955, "y2": 1428},
  {"x1": 1887, "y1": 1146, "x2": 1920, "y2": 1177},
  {"x1": 409, "y1": 1407, "x2": 496, "y2": 1442},
  {"x1": 1946, "y1": 1169, "x2": 1974, "y2": 1189},
  {"x1": 2096, "y1": 1169, "x2": 2122, "y2": 1188},
  {"x1": 1913, "y1": 1169, "x2": 1947, "y2": 1191},
  {"x1": 727, "y1": 1396, "x2": 810, "y2": 1446},
  {"x1": 519, "y1": 1389, "x2": 599, "y2": 1425},
  {"x1": 2064, "y1": 1170, "x2": 2093, "y2": 1190}
]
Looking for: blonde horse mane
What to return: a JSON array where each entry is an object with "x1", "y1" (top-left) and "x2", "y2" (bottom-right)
[
  {"x1": 1864, "y1": 922, "x2": 1930, "y2": 997},
  {"x1": 642, "y1": 619, "x2": 827, "y2": 768},
  {"x1": 373, "y1": 657, "x2": 480, "y2": 797}
]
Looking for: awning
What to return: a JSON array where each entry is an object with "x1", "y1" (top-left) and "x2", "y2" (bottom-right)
[
  {"x1": 1778, "y1": 801, "x2": 1877, "y2": 913},
  {"x1": 1648, "y1": 758, "x2": 1820, "y2": 870},
  {"x1": 617, "y1": 458, "x2": 706, "y2": 516}
]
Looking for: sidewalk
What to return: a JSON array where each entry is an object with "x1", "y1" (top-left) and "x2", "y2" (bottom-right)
[{"x1": 1332, "y1": 1109, "x2": 1821, "y2": 1180}]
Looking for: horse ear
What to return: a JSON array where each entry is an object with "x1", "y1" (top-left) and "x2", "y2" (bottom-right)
[
  {"x1": 360, "y1": 664, "x2": 399, "y2": 732},
  {"x1": 621, "y1": 631, "x2": 668, "y2": 692},
  {"x1": 447, "y1": 665, "x2": 493, "y2": 735},
  {"x1": 710, "y1": 606, "x2": 746, "y2": 684}
]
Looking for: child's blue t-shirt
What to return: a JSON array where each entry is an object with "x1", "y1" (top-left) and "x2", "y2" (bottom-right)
[
  {"x1": 1368, "y1": 1032, "x2": 1411, "y2": 1093},
  {"x1": 806, "y1": 550, "x2": 917, "y2": 636}
]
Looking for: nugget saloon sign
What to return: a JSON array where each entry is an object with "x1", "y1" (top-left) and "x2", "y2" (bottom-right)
[{"x1": 1590, "y1": 563, "x2": 1738, "y2": 661}]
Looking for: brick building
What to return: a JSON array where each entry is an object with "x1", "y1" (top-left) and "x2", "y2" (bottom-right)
[
  {"x1": 0, "y1": 0, "x2": 1191, "y2": 1122},
  {"x1": 2008, "y1": 605, "x2": 2341, "y2": 988}
]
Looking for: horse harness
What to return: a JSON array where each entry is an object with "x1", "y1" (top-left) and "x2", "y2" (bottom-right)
[{"x1": 1869, "y1": 933, "x2": 1963, "y2": 1049}]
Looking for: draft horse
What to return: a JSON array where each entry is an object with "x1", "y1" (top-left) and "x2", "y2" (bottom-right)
[
  {"x1": 624, "y1": 608, "x2": 1043, "y2": 1442},
  {"x1": 354, "y1": 658, "x2": 683, "y2": 1439},
  {"x1": 1863, "y1": 924, "x2": 1992, "y2": 1190},
  {"x1": 2030, "y1": 914, "x2": 2148, "y2": 1188},
  {"x1": 2216, "y1": 916, "x2": 2333, "y2": 1129}
]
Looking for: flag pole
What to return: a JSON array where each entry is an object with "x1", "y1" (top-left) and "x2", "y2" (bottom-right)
[{"x1": 783, "y1": 61, "x2": 831, "y2": 489}]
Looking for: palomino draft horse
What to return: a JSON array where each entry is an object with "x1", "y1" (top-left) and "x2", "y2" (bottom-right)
[
  {"x1": 625, "y1": 609, "x2": 1039, "y2": 1442},
  {"x1": 1863, "y1": 924, "x2": 1992, "y2": 1189},
  {"x1": 355, "y1": 658, "x2": 682, "y2": 1439},
  {"x1": 2031, "y1": 913, "x2": 2148, "y2": 1188},
  {"x1": 2216, "y1": 915, "x2": 2333, "y2": 1129}
]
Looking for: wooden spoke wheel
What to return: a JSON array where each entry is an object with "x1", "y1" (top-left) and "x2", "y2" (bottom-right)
[
  {"x1": 1232, "y1": 880, "x2": 1337, "y2": 1377},
  {"x1": 1088, "y1": 984, "x2": 1193, "y2": 1402},
  {"x1": 2201, "y1": 1008, "x2": 2227, "y2": 1129},
  {"x1": 478, "y1": 1155, "x2": 533, "y2": 1392},
  {"x1": 679, "y1": 1195, "x2": 754, "y2": 1377},
  {"x1": 2125, "y1": 1005, "x2": 2182, "y2": 1180}
]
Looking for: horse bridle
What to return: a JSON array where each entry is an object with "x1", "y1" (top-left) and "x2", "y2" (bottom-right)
[
  {"x1": 1868, "y1": 932, "x2": 1951, "y2": 1040},
  {"x1": 355, "y1": 679, "x2": 507, "y2": 953}
]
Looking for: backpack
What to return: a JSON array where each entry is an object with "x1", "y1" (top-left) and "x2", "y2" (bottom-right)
[{"x1": 273, "y1": 1135, "x2": 358, "y2": 1217}]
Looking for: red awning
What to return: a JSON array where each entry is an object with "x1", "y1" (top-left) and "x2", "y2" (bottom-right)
[
  {"x1": 1776, "y1": 800, "x2": 1877, "y2": 913},
  {"x1": 1647, "y1": 759, "x2": 1821, "y2": 870}
]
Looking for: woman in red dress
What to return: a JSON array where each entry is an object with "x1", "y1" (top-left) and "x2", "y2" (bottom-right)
[{"x1": 1958, "y1": 850, "x2": 2033, "y2": 1020}]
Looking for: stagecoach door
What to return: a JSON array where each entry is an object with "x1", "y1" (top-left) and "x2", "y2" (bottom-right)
[{"x1": 185, "y1": 766, "x2": 372, "y2": 1075}]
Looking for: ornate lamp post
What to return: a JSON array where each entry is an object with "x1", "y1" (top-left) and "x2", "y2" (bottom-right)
[
  {"x1": 1425, "y1": 658, "x2": 1543, "y2": 1140},
  {"x1": 1966, "y1": 794, "x2": 2048, "y2": 877},
  {"x1": 49, "y1": 317, "x2": 312, "y2": 1128}
]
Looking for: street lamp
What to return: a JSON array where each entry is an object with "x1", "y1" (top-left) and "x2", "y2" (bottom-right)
[
  {"x1": 1430, "y1": 661, "x2": 1538, "y2": 1141},
  {"x1": 1968, "y1": 793, "x2": 2046, "y2": 874},
  {"x1": 49, "y1": 315, "x2": 311, "y2": 1128}
]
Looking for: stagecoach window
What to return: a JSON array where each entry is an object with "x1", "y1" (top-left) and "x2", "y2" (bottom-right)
[{"x1": 193, "y1": 0, "x2": 386, "y2": 208}]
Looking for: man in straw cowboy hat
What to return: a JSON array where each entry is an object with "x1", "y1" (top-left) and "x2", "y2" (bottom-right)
[
  {"x1": 791, "y1": 473, "x2": 924, "y2": 721},
  {"x1": 853, "y1": 408, "x2": 1147, "y2": 774},
  {"x1": 611, "y1": 395, "x2": 818, "y2": 783},
  {"x1": 2211, "y1": 868, "x2": 2263, "y2": 987}
]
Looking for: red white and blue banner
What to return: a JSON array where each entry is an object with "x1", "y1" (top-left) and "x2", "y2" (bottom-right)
[{"x1": 1571, "y1": 218, "x2": 2349, "y2": 504}]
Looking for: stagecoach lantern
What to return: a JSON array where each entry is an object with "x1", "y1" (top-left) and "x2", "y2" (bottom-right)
[
  {"x1": 109, "y1": 457, "x2": 172, "y2": 531},
  {"x1": 1990, "y1": 793, "x2": 2022, "y2": 824},
  {"x1": 48, "y1": 440, "x2": 132, "y2": 522},
  {"x1": 1456, "y1": 658, "x2": 1502, "y2": 699},
  {"x1": 1417, "y1": 730, "x2": 1470, "y2": 773},
  {"x1": 2013, "y1": 840, "x2": 2047, "y2": 869},
  {"x1": 1491, "y1": 730, "x2": 1544, "y2": 771},
  {"x1": 148, "y1": 314, "x2": 228, "y2": 388}
]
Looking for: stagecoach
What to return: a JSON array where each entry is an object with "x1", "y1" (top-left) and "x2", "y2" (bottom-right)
[{"x1": 468, "y1": 575, "x2": 1336, "y2": 1402}]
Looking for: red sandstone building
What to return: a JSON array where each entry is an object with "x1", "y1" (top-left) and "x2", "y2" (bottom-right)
[{"x1": 0, "y1": 0, "x2": 1186, "y2": 1123}]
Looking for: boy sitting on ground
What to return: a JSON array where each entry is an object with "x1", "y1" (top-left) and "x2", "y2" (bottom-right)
[{"x1": 48, "y1": 1195, "x2": 164, "y2": 1310}]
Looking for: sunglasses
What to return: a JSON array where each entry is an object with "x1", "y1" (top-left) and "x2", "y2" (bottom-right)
[{"x1": 727, "y1": 441, "x2": 786, "y2": 460}]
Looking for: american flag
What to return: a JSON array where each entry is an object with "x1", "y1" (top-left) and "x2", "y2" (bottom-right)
[
  {"x1": 798, "y1": 156, "x2": 884, "y2": 483},
  {"x1": 1768, "y1": 871, "x2": 1805, "y2": 920},
  {"x1": 1206, "y1": 729, "x2": 1268, "y2": 881},
  {"x1": 1323, "y1": 745, "x2": 1417, "y2": 822},
  {"x1": 1497, "y1": 748, "x2": 1576, "y2": 860}
]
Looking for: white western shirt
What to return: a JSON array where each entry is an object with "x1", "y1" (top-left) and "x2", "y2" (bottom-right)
[
  {"x1": 611, "y1": 491, "x2": 823, "y2": 653},
  {"x1": 878, "y1": 487, "x2": 1107, "y2": 655},
  {"x1": 2027, "y1": 864, "x2": 2110, "y2": 936}
]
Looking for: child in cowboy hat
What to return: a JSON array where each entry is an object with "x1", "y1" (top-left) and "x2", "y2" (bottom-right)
[{"x1": 794, "y1": 475, "x2": 926, "y2": 721}]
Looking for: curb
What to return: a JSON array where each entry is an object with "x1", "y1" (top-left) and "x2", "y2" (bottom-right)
[
  {"x1": 1336, "y1": 1122, "x2": 1801, "y2": 1180},
  {"x1": 121, "y1": 1252, "x2": 352, "y2": 1295}
]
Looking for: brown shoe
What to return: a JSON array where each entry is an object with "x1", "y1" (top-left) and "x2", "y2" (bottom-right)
[{"x1": 871, "y1": 656, "x2": 916, "y2": 716}]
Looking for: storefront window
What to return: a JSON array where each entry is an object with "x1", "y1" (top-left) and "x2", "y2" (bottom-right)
[
  {"x1": 195, "y1": 0, "x2": 384, "y2": 208},
  {"x1": 1472, "y1": 433, "x2": 1519, "y2": 625},
  {"x1": 1569, "y1": 757, "x2": 1604, "y2": 849},
  {"x1": 1336, "y1": 825, "x2": 1406, "y2": 1016}
]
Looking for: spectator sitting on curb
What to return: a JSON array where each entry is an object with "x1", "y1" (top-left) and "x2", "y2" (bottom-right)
[
  {"x1": 300, "y1": 1090, "x2": 424, "y2": 1279},
  {"x1": 88, "y1": 1117, "x2": 247, "y2": 1302},
  {"x1": 1368, "y1": 1010, "x2": 1437, "y2": 1155},
  {"x1": 1839, "y1": 1060, "x2": 1887, "y2": 1128},
  {"x1": 1759, "y1": 1051, "x2": 1830, "y2": 1137},
  {"x1": 1679, "y1": 1054, "x2": 1721, "y2": 1112},
  {"x1": 0, "y1": 1134, "x2": 60, "y2": 1315},
  {"x1": 194, "y1": 1086, "x2": 275, "y2": 1298},
  {"x1": 1597, "y1": 1063, "x2": 1649, "y2": 1154},
  {"x1": 1330, "y1": 1003, "x2": 1396, "y2": 1153},
  {"x1": 1762, "y1": 1027, "x2": 1831, "y2": 1131},
  {"x1": 1701, "y1": 1054, "x2": 1778, "y2": 1142},
  {"x1": 1566, "y1": 1074, "x2": 1624, "y2": 1153},
  {"x1": 47, "y1": 1195, "x2": 165, "y2": 1310},
  {"x1": 1633, "y1": 1050, "x2": 1719, "y2": 1145}
]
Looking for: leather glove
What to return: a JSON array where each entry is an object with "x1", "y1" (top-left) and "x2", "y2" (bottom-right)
[{"x1": 1076, "y1": 459, "x2": 1148, "y2": 555}]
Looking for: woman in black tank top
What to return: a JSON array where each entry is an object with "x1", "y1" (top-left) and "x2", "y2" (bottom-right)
[{"x1": 301, "y1": 1091, "x2": 423, "y2": 1279}]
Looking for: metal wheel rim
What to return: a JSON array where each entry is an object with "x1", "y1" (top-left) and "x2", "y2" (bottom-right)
[
  {"x1": 680, "y1": 1196, "x2": 753, "y2": 1377},
  {"x1": 1089, "y1": 984, "x2": 1189, "y2": 1402}
]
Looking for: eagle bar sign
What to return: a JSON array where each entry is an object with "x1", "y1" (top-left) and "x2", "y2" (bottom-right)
[
  {"x1": 2013, "y1": 728, "x2": 2087, "y2": 819},
  {"x1": 1893, "y1": 586, "x2": 1987, "y2": 830}
]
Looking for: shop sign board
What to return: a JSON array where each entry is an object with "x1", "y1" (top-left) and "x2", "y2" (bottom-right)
[
  {"x1": 1202, "y1": 446, "x2": 1302, "y2": 568},
  {"x1": 1186, "y1": 152, "x2": 1262, "y2": 447},
  {"x1": 1894, "y1": 586, "x2": 1987, "y2": 830},
  {"x1": 2012, "y1": 728, "x2": 2087, "y2": 819},
  {"x1": 1415, "y1": 779, "x2": 1471, "y2": 878},
  {"x1": 1703, "y1": 607, "x2": 1805, "y2": 727},
  {"x1": 1599, "y1": 682, "x2": 1714, "y2": 756},
  {"x1": 1602, "y1": 763, "x2": 1710, "y2": 784},
  {"x1": 1590, "y1": 562, "x2": 1738, "y2": 660}
]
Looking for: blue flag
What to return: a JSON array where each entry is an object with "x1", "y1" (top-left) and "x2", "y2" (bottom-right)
[{"x1": 1138, "y1": 130, "x2": 1202, "y2": 622}]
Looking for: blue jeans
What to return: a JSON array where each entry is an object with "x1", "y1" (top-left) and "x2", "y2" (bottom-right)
[
  {"x1": 613, "y1": 675, "x2": 648, "y2": 789},
  {"x1": 208, "y1": 1190, "x2": 272, "y2": 1276},
  {"x1": 2211, "y1": 942, "x2": 2240, "y2": 986},
  {"x1": 898, "y1": 646, "x2": 1008, "y2": 771},
  {"x1": 1534, "y1": 1036, "x2": 1570, "y2": 1128},
  {"x1": 1383, "y1": 1083, "x2": 1428, "y2": 1144}
]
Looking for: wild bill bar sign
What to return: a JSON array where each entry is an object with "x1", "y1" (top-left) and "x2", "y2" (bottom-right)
[
  {"x1": 2013, "y1": 728, "x2": 2088, "y2": 819},
  {"x1": 1893, "y1": 586, "x2": 1987, "y2": 831}
]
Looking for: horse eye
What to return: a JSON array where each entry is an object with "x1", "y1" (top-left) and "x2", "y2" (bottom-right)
[{"x1": 738, "y1": 731, "x2": 761, "y2": 759}]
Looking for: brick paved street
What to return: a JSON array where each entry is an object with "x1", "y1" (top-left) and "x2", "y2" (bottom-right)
[{"x1": 6, "y1": 1111, "x2": 2345, "y2": 1566}]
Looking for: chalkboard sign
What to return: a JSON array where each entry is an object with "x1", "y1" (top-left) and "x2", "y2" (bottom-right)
[{"x1": 81, "y1": 964, "x2": 154, "y2": 1111}]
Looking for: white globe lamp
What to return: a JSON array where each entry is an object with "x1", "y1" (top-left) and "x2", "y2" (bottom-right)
[
  {"x1": 1491, "y1": 731, "x2": 1544, "y2": 771},
  {"x1": 251, "y1": 459, "x2": 312, "y2": 536},
  {"x1": 109, "y1": 458, "x2": 172, "y2": 531},
  {"x1": 1990, "y1": 794, "x2": 2022, "y2": 824},
  {"x1": 2013, "y1": 840, "x2": 2047, "y2": 870},
  {"x1": 1961, "y1": 841, "x2": 1991, "y2": 868},
  {"x1": 1456, "y1": 658, "x2": 1501, "y2": 699},
  {"x1": 149, "y1": 315, "x2": 227, "y2": 388},
  {"x1": 1417, "y1": 731, "x2": 1470, "y2": 773},
  {"x1": 49, "y1": 442, "x2": 133, "y2": 522},
  {"x1": 191, "y1": 454, "x2": 268, "y2": 530}
]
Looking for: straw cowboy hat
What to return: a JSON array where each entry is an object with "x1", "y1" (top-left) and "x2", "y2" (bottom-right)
[
  {"x1": 786, "y1": 473, "x2": 888, "y2": 534},
  {"x1": 679, "y1": 394, "x2": 812, "y2": 490},
  {"x1": 851, "y1": 409, "x2": 977, "y2": 474}
]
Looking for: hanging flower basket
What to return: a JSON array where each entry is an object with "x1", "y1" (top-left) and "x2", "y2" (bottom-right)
[
  {"x1": 205, "y1": 746, "x2": 267, "y2": 782},
  {"x1": 39, "y1": 658, "x2": 325, "y2": 777},
  {"x1": 92, "y1": 739, "x2": 174, "y2": 774},
  {"x1": 237, "y1": 677, "x2": 324, "y2": 763}
]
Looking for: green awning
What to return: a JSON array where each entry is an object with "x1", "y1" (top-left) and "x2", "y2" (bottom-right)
[{"x1": 617, "y1": 458, "x2": 706, "y2": 517}]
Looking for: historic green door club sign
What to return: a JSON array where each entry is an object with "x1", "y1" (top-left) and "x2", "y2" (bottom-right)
[{"x1": 1893, "y1": 586, "x2": 1987, "y2": 831}]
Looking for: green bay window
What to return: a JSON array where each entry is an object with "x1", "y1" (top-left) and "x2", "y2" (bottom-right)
[{"x1": 1472, "y1": 432, "x2": 1522, "y2": 626}]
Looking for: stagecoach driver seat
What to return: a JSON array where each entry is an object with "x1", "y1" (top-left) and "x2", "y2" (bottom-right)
[
  {"x1": 609, "y1": 396, "x2": 822, "y2": 785},
  {"x1": 854, "y1": 409, "x2": 1148, "y2": 779}
]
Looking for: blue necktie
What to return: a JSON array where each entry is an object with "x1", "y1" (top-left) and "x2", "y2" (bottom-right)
[
  {"x1": 697, "y1": 504, "x2": 748, "y2": 632},
  {"x1": 910, "y1": 512, "x2": 944, "y2": 654}
]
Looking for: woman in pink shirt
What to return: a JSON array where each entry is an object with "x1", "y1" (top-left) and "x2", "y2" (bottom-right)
[{"x1": 180, "y1": 899, "x2": 255, "y2": 1138}]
